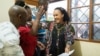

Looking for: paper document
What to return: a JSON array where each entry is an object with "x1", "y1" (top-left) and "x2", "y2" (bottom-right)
[{"x1": 58, "y1": 49, "x2": 75, "y2": 56}]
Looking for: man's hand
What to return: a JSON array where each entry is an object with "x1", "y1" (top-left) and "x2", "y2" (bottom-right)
[
  {"x1": 37, "y1": 41, "x2": 45, "y2": 50},
  {"x1": 36, "y1": 2, "x2": 48, "y2": 19},
  {"x1": 30, "y1": 2, "x2": 48, "y2": 35}
]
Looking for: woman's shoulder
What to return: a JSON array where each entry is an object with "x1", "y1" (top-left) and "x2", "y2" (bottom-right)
[{"x1": 65, "y1": 23, "x2": 75, "y2": 35}]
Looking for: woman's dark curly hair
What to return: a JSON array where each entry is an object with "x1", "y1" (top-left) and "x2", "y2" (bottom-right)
[{"x1": 55, "y1": 7, "x2": 70, "y2": 23}]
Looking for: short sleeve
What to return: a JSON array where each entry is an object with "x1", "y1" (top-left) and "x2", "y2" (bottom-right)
[
  {"x1": 18, "y1": 26, "x2": 37, "y2": 45},
  {"x1": 18, "y1": 26, "x2": 31, "y2": 44}
]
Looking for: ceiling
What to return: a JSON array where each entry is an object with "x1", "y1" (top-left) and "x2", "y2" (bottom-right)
[
  {"x1": 49, "y1": 0, "x2": 64, "y2": 3},
  {"x1": 25, "y1": 0, "x2": 64, "y2": 6}
]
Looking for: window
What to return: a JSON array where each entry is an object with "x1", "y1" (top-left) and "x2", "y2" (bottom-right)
[
  {"x1": 93, "y1": 0, "x2": 100, "y2": 41},
  {"x1": 68, "y1": 0, "x2": 100, "y2": 42}
]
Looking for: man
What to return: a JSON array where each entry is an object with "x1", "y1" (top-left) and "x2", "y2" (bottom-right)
[
  {"x1": 0, "y1": 6, "x2": 24, "y2": 56},
  {"x1": 8, "y1": 5, "x2": 47, "y2": 56},
  {"x1": 15, "y1": 1, "x2": 48, "y2": 56}
]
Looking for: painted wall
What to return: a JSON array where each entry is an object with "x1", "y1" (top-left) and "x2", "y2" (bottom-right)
[
  {"x1": 47, "y1": 0, "x2": 67, "y2": 21},
  {"x1": 72, "y1": 41, "x2": 100, "y2": 56},
  {"x1": 0, "y1": 0, "x2": 14, "y2": 22},
  {"x1": 0, "y1": 0, "x2": 36, "y2": 23}
]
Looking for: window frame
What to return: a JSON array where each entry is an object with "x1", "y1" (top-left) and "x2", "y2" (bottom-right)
[{"x1": 67, "y1": 0, "x2": 100, "y2": 43}]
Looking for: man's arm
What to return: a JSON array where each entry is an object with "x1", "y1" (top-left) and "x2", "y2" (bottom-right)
[{"x1": 30, "y1": 5, "x2": 47, "y2": 35}]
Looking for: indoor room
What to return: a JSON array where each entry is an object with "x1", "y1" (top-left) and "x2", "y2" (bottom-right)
[{"x1": 0, "y1": 0, "x2": 100, "y2": 56}]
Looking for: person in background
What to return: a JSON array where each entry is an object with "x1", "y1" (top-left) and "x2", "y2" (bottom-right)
[
  {"x1": 35, "y1": 22, "x2": 46, "y2": 56},
  {"x1": 8, "y1": 5, "x2": 47, "y2": 56},
  {"x1": 15, "y1": 0, "x2": 25, "y2": 7},
  {"x1": 47, "y1": 7, "x2": 75, "y2": 56},
  {"x1": 24, "y1": 5, "x2": 46, "y2": 52}
]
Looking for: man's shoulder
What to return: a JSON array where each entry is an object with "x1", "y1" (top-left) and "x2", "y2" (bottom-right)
[
  {"x1": 0, "y1": 21, "x2": 18, "y2": 35},
  {"x1": 18, "y1": 26, "x2": 30, "y2": 33},
  {"x1": 0, "y1": 22, "x2": 13, "y2": 27},
  {"x1": 0, "y1": 21, "x2": 20, "y2": 46}
]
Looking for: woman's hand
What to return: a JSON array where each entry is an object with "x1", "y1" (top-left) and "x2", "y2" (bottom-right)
[{"x1": 65, "y1": 44, "x2": 71, "y2": 53}]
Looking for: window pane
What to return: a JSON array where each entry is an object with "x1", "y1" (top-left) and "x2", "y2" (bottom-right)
[
  {"x1": 71, "y1": 0, "x2": 90, "y2": 8},
  {"x1": 71, "y1": 7, "x2": 89, "y2": 23},
  {"x1": 93, "y1": 5, "x2": 100, "y2": 22},
  {"x1": 94, "y1": 0, "x2": 100, "y2": 4},
  {"x1": 72, "y1": 24, "x2": 89, "y2": 39},
  {"x1": 93, "y1": 23, "x2": 100, "y2": 40}
]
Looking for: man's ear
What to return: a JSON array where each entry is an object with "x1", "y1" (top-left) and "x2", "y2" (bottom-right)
[{"x1": 18, "y1": 14, "x2": 22, "y2": 19}]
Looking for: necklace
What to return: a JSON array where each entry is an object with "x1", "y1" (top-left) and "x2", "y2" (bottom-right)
[
  {"x1": 55, "y1": 24, "x2": 65, "y2": 47},
  {"x1": 55, "y1": 24, "x2": 65, "y2": 37}
]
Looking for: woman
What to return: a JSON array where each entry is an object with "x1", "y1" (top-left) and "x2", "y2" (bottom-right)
[{"x1": 48, "y1": 7, "x2": 75, "y2": 56}]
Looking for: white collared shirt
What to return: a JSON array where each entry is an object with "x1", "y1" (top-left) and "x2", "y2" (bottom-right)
[{"x1": 0, "y1": 22, "x2": 24, "y2": 56}]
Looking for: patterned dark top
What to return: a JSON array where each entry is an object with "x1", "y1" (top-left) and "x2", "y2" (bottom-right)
[{"x1": 48, "y1": 23, "x2": 75, "y2": 56}]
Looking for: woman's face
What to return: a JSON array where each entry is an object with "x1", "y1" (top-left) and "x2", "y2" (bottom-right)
[{"x1": 53, "y1": 9, "x2": 64, "y2": 24}]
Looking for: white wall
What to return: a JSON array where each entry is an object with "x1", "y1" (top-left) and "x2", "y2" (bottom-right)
[
  {"x1": 0, "y1": 0, "x2": 14, "y2": 22},
  {"x1": 48, "y1": 0, "x2": 67, "y2": 13},
  {"x1": 0, "y1": 0, "x2": 67, "y2": 22},
  {"x1": 47, "y1": 0, "x2": 67, "y2": 21}
]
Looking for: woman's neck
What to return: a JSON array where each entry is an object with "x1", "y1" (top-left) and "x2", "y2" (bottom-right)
[
  {"x1": 56, "y1": 23, "x2": 65, "y2": 29},
  {"x1": 56, "y1": 21, "x2": 65, "y2": 26}
]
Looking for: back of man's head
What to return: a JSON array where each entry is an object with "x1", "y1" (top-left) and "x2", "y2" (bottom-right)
[
  {"x1": 8, "y1": 5, "x2": 27, "y2": 28},
  {"x1": 8, "y1": 5, "x2": 27, "y2": 19}
]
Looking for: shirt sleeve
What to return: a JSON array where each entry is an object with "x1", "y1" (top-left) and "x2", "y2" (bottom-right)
[
  {"x1": 65, "y1": 25, "x2": 75, "y2": 45},
  {"x1": 18, "y1": 26, "x2": 37, "y2": 45},
  {"x1": 18, "y1": 27, "x2": 32, "y2": 45},
  {"x1": 70, "y1": 25, "x2": 75, "y2": 35}
]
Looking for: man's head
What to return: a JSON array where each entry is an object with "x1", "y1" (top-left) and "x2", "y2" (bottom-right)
[{"x1": 8, "y1": 5, "x2": 28, "y2": 28}]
